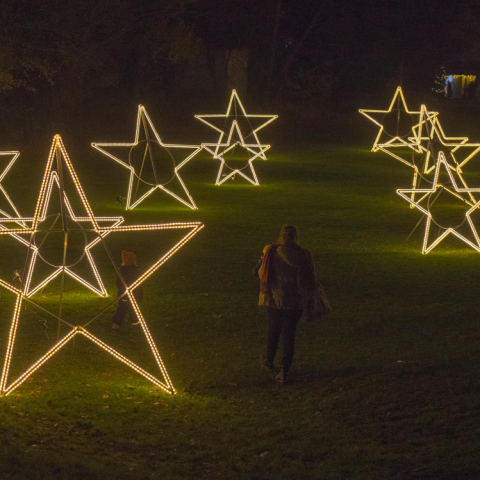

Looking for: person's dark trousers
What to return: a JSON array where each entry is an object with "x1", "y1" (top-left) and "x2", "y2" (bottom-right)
[
  {"x1": 266, "y1": 306, "x2": 302, "y2": 373},
  {"x1": 112, "y1": 298, "x2": 136, "y2": 326}
]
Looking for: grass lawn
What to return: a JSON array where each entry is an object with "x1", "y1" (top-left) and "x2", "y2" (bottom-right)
[{"x1": 1, "y1": 122, "x2": 480, "y2": 479}]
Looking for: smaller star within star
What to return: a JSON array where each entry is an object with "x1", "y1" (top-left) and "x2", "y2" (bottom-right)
[
  {"x1": 397, "y1": 152, "x2": 480, "y2": 254},
  {"x1": 0, "y1": 135, "x2": 204, "y2": 397},
  {"x1": 196, "y1": 89, "x2": 277, "y2": 185}
]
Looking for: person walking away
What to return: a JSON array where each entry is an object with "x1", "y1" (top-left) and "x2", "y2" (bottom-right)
[
  {"x1": 112, "y1": 250, "x2": 144, "y2": 329},
  {"x1": 257, "y1": 225, "x2": 316, "y2": 384}
]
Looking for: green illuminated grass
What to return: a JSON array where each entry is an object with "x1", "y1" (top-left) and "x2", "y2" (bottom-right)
[{"x1": 1, "y1": 136, "x2": 480, "y2": 479}]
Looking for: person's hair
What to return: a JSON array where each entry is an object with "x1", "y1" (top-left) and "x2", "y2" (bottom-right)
[
  {"x1": 277, "y1": 225, "x2": 298, "y2": 246},
  {"x1": 121, "y1": 250, "x2": 137, "y2": 266}
]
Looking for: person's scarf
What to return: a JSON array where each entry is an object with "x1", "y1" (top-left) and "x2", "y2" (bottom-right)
[{"x1": 260, "y1": 244, "x2": 317, "y2": 295}]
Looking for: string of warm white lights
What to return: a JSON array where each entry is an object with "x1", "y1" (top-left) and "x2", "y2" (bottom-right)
[
  {"x1": 195, "y1": 89, "x2": 277, "y2": 185},
  {"x1": 397, "y1": 152, "x2": 480, "y2": 254},
  {"x1": 0, "y1": 135, "x2": 204, "y2": 396},
  {"x1": 404, "y1": 105, "x2": 480, "y2": 205},
  {"x1": 92, "y1": 105, "x2": 201, "y2": 210}
]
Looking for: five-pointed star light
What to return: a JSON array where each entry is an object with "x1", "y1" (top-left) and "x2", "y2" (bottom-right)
[
  {"x1": 397, "y1": 152, "x2": 480, "y2": 254},
  {"x1": 360, "y1": 88, "x2": 480, "y2": 208},
  {"x1": 359, "y1": 86, "x2": 428, "y2": 158},
  {"x1": 92, "y1": 105, "x2": 201, "y2": 210},
  {"x1": 0, "y1": 135, "x2": 204, "y2": 396},
  {"x1": 195, "y1": 89, "x2": 277, "y2": 185},
  {"x1": 0, "y1": 151, "x2": 24, "y2": 223}
]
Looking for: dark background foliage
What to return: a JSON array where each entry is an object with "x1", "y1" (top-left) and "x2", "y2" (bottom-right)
[{"x1": 1, "y1": 0, "x2": 480, "y2": 143}]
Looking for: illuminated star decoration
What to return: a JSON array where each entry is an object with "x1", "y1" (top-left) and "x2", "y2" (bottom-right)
[
  {"x1": 404, "y1": 105, "x2": 480, "y2": 205},
  {"x1": 0, "y1": 135, "x2": 204, "y2": 396},
  {"x1": 359, "y1": 88, "x2": 442, "y2": 192},
  {"x1": 359, "y1": 86, "x2": 428, "y2": 166},
  {"x1": 92, "y1": 105, "x2": 201, "y2": 210},
  {"x1": 360, "y1": 87, "x2": 480, "y2": 205},
  {"x1": 397, "y1": 152, "x2": 480, "y2": 254},
  {"x1": 195, "y1": 89, "x2": 277, "y2": 185},
  {"x1": 410, "y1": 105, "x2": 480, "y2": 174},
  {"x1": 0, "y1": 151, "x2": 24, "y2": 223}
]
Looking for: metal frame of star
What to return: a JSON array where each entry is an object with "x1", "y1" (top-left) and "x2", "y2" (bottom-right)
[
  {"x1": 0, "y1": 135, "x2": 204, "y2": 396},
  {"x1": 397, "y1": 151, "x2": 480, "y2": 254},
  {"x1": 92, "y1": 105, "x2": 201, "y2": 210},
  {"x1": 195, "y1": 89, "x2": 277, "y2": 185}
]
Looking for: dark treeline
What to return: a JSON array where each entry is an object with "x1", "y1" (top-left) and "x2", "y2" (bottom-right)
[{"x1": 0, "y1": 0, "x2": 479, "y2": 143}]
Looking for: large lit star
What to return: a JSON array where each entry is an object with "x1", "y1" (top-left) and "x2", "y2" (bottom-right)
[
  {"x1": 195, "y1": 89, "x2": 277, "y2": 185},
  {"x1": 0, "y1": 135, "x2": 204, "y2": 396},
  {"x1": 397, "y1": 152, "x2": 480, "y2": 254},
  {"x1": 92, "y1": 105, "x2": 201, "y2": 210}
]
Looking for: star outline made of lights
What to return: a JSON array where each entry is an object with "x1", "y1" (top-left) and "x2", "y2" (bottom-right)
[
  {"x1": 360, "y1": 88, "x2": 480, "y2": 207},
  {"x1": 92, "y1": 105, "x2": 201, "y2": 210},
  {"x1": 0, "y1": 135, "x2": 204, "y2": 396},
  {"x1": 202, "y1": 121, "x2": 271, "y2": 185},
  {"x1": 195, "y1": 89, "x2": 277, "y2": 185},
  {"x1": 397, "y1": 151, "x2": 480, "y2": 254},
  {"x1": 359, "y1": 86, "x2": 431, "y2": 154}
]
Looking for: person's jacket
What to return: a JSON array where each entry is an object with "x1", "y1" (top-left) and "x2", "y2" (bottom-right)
[
  {"x1": 116, "y1": 265, "x2": 144, "y2": 302},
  {"x1": 258, "y1": 244, "x2": 315, "y2": 309}
]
